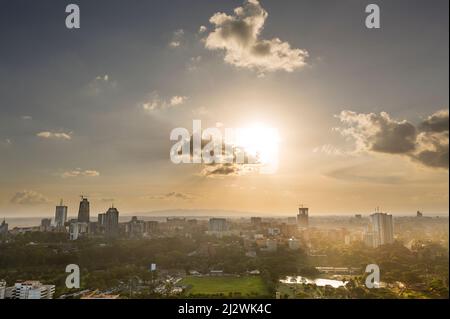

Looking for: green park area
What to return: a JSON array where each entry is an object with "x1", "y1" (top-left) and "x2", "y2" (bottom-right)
[{"x1": 181, "y1": 276, "x2": 269, "y2": 297}]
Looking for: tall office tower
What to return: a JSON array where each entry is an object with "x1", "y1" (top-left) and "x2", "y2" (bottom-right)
[
  {"x1": 297, "y1": 206, "x2": 309, "y2": 228},
  {"x1": 209, "y1": 218, "x2": 228, "y2": 232},
  {"x1": 369, "y1": 212, "x2": 394, "y2": 248},
  {"x1": 105, "y1": 206, "x2": 119, "y2": 237},
  {"x1": 77, "y1": 196, "x2": 90, "y2": 223},
  {"x1": 54, "y1": 200, "x2": 68, "y2": 228}
]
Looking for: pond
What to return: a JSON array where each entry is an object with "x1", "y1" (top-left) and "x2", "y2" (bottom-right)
[{"x1": 280, "y1": 276, "x2": 348, "y2": 288}]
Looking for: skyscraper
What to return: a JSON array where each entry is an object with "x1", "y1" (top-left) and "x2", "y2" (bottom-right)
[
  {"x1": 54, "y1": 200, "x2": 68, "y2": 229},
  {"x1": 77, "y1": 197, "x2": 90, "y2": 223},
  {"x1": 105, "y1": 206, "x2": 119, "y2": 237},
  {"x1": 368, "y1": 212, "x2": 394, "y2": 248},
  {"x1": 297, "y1": 206, "x2": 309, "y2": 228}
]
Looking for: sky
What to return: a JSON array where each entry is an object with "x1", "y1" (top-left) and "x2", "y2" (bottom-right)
[{"x1": 0, "y1": 0, "x2": 448, "y2": 218}]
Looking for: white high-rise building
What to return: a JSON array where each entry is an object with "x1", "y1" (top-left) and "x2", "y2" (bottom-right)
[
  {"x1": 12, "y1": 281, "x2": 55, "y2": 299},
  {"x1": 367, "y1": 212, "x2": 394, "y2": 248},
  {"x1": 69, "y1": 222, "x2": 88, "y2": 240}
]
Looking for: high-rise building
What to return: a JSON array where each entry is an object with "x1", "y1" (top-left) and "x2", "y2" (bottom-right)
[
  {"x1": 11, "y1": 281, "x2": 55, "y2": 299},
  {"x1": 105, "y1": 206, "x2": 119, "y2": 237},
  {"x1": 366, "y1": 212, "x2": 394, "y2": 248},
  {"x1": 54, "y1": 200, "x2": 68, "y2": 229},
  {"x1": 77, "y1": 196, "x2": 90, "y2": 223},
  {"x1": 209, "y1": 218, "x2": 228, "y2": 232},
  {"x1": 297, "y1": 206, "x2": 309, "y2": 228}
]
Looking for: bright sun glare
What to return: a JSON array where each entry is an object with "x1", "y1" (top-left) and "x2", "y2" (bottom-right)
[{"x1": 235, "y1": 123, "x2": 280, "y2": 173}]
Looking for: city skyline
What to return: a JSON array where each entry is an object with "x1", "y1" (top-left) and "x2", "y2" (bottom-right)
[{"x1": 0, "y1": 0, "x2": 448, "y2": 217}]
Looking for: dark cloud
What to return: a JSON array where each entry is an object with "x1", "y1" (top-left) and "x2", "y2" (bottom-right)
[
  {"x1": 336, "y1": 110, "x2": 449, "y2": 169},
  {"x1": 420, "y1": 110, "x2": 449, "y2": 133},
  {"x1": 413, "y1": 131, "x2": 449, "y2": 169},
  {"x1": 336, "y1": 111, "x2": 417, "y2": 154},
  {"x1": 200, "y1": 163, "x2": 261, "y2": 177},
  {"x1": 201, "y1": 163, "x2": 241, "y2": 177}
]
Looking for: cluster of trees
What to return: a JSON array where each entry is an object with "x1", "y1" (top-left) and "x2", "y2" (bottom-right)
[
  {"x1": 0, "y1": 233, "x2": 306, "y2": 298},
  {"x1": 1, "y1": 232, "x2": 447, "y2": 299}
]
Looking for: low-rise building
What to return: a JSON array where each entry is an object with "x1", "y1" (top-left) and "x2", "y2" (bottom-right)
[{"x1": 11, "y1": 281, "x2": 55, "y2": 299}]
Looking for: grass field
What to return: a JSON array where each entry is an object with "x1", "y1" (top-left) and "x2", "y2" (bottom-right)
[{"x1": 181, "y1": 276, "x2": 269, "y2": 297}]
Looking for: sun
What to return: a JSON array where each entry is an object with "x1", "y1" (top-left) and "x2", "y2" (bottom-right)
[{"x1": 234, "y1": 123, "x2": 280, "y2": 174}]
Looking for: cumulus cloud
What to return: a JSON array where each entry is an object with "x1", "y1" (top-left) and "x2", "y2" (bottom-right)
[
  {"x1": 336, "y1": 111, "x2": 417, "y2": 154},
  {"x1": 61, "y1": 169, "x2": 100, "y2": 178},
  {"x1": 37, "y1": 131, "x2": 72, "y2": 140},
  {"x1": 336, "y1": 110, "x2": 449, "y2": 169},
  {"x1": 141, "y1": 92, "x2": 188, "y2": 112},
  {"x1": 169, "y1": 29, "x2": 185, "y2": 48},
  {"x1": 204, "y1": 0, "x2": 308, "y2": 74},
  {"x1": 10, "y1": 190, "x2": 50, "y2": 205},
  {"x1": 419, "y1": 110, "x2": 449, "y2": 133},
  {"x1": 414, "y1": 130, "x2": 449, "y2": 169}
]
